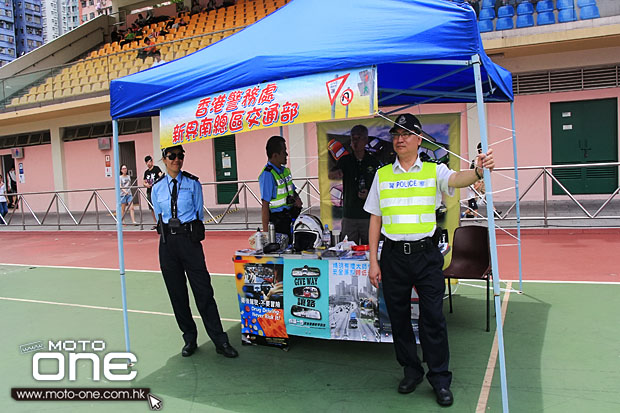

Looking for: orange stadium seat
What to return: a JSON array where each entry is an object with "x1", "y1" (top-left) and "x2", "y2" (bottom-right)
[{"x1": 2, "y1": 0, "x2": 267, "y2": 110}]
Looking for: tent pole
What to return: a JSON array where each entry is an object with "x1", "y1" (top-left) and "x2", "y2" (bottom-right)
[
  {"x1": 510, "y1": 102, "x2": 523, "y2": 292},
  {"x1": 113, "y1": 119, "x2": 131, "y2": 355},
  {"x1": 472, "y1": 54, "x2": 509, "y2": 412}
]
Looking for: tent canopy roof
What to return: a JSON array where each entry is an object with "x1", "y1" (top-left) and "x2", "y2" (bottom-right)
[{"x1": 110, "y1": 0, "x2": 512, "y2": 119}]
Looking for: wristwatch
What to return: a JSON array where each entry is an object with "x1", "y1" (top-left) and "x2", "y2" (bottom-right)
[{"x1": 475, "y1": 166, "x2": 483, "y2": 180}]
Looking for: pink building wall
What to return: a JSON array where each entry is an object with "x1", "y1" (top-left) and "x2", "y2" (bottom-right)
[
  {"x1": 491, "y1": 87, "x2": 620, "y2": 202},
  {"x1": 64, "y1": 132, "x2": 154, "y2": 213},
  {"x1": 0, "y1": 145, "x2": 55, "y2": 213},
  {"x1": 3, "y1": 86, "x2": 617, "y2": 215}
]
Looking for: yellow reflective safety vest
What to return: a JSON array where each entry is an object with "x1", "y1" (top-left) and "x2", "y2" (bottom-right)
[
  {"x1": 260, "y1": 165, "x2": 295, "y2": 210},
  {"x1": 378, "y1": 161, "x2": 437, "y2": 235}
]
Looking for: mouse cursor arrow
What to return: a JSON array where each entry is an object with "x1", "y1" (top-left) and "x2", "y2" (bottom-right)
[{"x1": 147, "y1": 393, "x2": 163, "y2": 410}]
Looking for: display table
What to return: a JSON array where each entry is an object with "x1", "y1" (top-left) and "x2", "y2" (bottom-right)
[{"x1": 232, "y1": 245, "x2": 449, "y2": 348}]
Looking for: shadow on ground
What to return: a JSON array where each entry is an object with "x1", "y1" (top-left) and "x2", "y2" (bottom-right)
[{"x1": 136, "y1": 286, "x2": 551, "y2": 412}]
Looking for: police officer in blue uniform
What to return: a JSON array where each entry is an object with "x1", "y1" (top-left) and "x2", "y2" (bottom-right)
[
  {"x1": 152, "y1": 145, "x2": 238, "y2": 358},
  {"x1": 259, "y1": 135, "x2": 302, "y2": 236}
]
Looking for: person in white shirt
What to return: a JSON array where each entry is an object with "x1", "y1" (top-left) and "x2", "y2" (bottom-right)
[
  {"x1": 0, "y1": 174, "x2": 7, "y2": 217},
  {"x1": 364, "y1": 113, "x2": 495, "y2": 406}
]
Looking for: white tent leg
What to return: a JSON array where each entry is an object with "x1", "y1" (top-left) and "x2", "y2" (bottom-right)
[
  {"x1": 510, "y1": 103, "x2": 524, "y2": 292},
  {"x1": 113, "y1": 119, "x2": 132, "y2": 355},
  {"x1": 472, "y1": 54, "x2": 510, "y2": 412}
]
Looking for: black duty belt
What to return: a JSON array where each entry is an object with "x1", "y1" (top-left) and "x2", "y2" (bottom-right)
[
  {"x1": 162, "y1": 222, "x2": 192, "y2": 235},
  {"x1": 383, "y1": 237, "x2": 434, "y2": 255}
]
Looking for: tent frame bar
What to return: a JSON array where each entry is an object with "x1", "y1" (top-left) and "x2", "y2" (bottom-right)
[
  {"x1": 112, "y1": 119, "x2": 132, "y2": 359},
  {"x1": 111, "y1": 51, "x2": 518, "y2": 411},
  {"x1": 379, "y1": 64, "x2": 472, "y2": 103},
  {"x1": 473, "y1": 53, "x2": 510, "y2": 412},
  {"x1": 398, "y1": 59, "x2": 472, "y2": 66}
]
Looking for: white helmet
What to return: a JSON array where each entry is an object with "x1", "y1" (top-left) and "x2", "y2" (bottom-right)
[{"x1": 293, "y1": 214, "x2": 323, "y2": 251}]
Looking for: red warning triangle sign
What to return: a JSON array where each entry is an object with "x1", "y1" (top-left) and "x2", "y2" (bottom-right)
[{"x1": 325, "y1": 73, "x2": 350, "y2": 106}]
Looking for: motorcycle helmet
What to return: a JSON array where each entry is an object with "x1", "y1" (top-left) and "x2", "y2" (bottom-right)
[{"x1": 293, "y1": 214, "x2": 323, "y2": 251}]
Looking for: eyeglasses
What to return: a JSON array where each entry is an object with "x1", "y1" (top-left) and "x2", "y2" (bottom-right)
[
  {"x1": 390, "y1": 132, "x2": 413, "y2": 140},
  {"x1": 166, "y1": 152, "x2": 185, "y2": 161}
]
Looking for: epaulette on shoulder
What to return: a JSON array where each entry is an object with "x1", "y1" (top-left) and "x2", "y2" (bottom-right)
[
  {"x1": 153, "y1": 173, "x2": 166, "y2": 185},
  {"x1": 264, "y1": 164, "x2": 273, "y2": 172},
  {"x1": 182, "y1": 171, "x2": 199, "y2": 180}
]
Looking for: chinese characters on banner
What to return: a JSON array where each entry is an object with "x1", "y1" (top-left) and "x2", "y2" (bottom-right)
[{"x1": 160, "y1": 66, "x2": 377, "y2": 148}]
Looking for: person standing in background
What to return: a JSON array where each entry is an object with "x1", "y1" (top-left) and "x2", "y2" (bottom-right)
[
  {"x1": 328, "y1": 125, "x2": 380, "y2": 245},
  {"x1": 143, "y1": 155, "x2": 164, "y2": 228},
  {"x1": 120, "y1": 164, "x2": 138, "y2": 225},
  {"x1": 0, "y1": 174, "x2": 7, "y2": 217},
  {"x1": 259, "y1": 136, "x2": 303, "y2": 237},
  {"x1": 7, "y1": 166, "x2": 17, "y2": 209}
]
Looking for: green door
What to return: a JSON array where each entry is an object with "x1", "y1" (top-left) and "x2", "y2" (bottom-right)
[
  {"x1": 551, "y1": 98, "x2": 618, "y2": 195},
  {"x1": 213, "y1": 134, "x2": 239, "y2": 204}
]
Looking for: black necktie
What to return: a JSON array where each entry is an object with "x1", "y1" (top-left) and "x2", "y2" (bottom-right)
[{"x1": 171, "y1": 178, "x2": 178, "y2": 218}]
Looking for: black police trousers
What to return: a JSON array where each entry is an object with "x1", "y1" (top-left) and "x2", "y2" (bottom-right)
[
  {"x1": 380, "y1": 240, "x2": 452, "y2": 390},
  {"x1": 269, "y1": 209, "x2": 293, "y2": 238},
  {"x1": 159, "y1": 233, "x2": 228, "y2": 347}
]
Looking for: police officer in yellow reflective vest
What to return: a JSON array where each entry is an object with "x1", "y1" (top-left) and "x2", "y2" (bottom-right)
[
  {"x1": 364, "y1": 114, "x2": 495, "y2": 407},
  {"x1": 259, "y1": 135, "x2": 303, "y2": 237}
]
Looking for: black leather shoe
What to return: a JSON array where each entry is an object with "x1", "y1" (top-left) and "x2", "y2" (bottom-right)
[
  {"x1": 215, "y1": 342, "x2": 239, "y2": 358},
  {"x1": 435, "y1": 388, "x2": 454, "y2": 406},
  {"x1": 181, "y1": 342, "x2": 197, "y2": 357},
  {"x1": 398, "y1": 376, "x2": 423, "y2": 394}
]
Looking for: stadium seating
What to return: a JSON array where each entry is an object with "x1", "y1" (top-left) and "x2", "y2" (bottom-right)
[
  {"x1": 6, "y1": 0, "x2": 288, "y2": 108},
  {"x1": 537, "y1": 11, "x2": 556, "y2": 25},
  {"x1": 516, "y1": 2, "x2": 534, "y2": 28},
  {"x1": 579, "y1": 5, "x2": 600, "y2": 19},
  {"x1": 516, "y1": 14, "x2": 534, "y2": 28},
  {"x1": 536, "y1": 0, "x2": 554, "y2": 13},
  {"x1": 498, "y1": 5, "x2": 515, "y2": 18},
  {"x1": 577, "y1": 0, "x2": 596, "y2": 6},
  {"x1": 496, "y1": 5, "x2": 515, "y2": 30},
  {"x1": 481, "y1": 0, "x2": 495, "y2": 9},
  {"x1": 558, "y1": 8, "x2": 577, "y2": 22},
  {"x1": 479, "y1": 8, "x2": 495, "y2": 21},
  {"x1": 556, "y1": 0, "x2": 575, "y2": 10},
  {"x1": 479, "y1": 19, "x2": 494, "y2": 33},
  {"x1": 517, "y1": 2, "x2": 534, "y2": 15}
]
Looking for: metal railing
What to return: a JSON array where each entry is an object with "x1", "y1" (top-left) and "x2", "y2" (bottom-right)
[
  {"x1": 2, "y1": 162, "x2": 620, "y2": 230},
  {"x1": 0, "y1": 177, "x2": 320, "y2": 231},
  {"x1": 461, "y1": 161, "x2": 620, "y2": 227}
]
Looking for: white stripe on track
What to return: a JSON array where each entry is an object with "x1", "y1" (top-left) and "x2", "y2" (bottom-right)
[
  {"x1": 0, "y1": 296, "x2": 240, "y2": 323},
  {"x1": 0, "y1": 262, "x2": 234, "y2": 277},
  {"x1": 476, "y1": 281, "x2": 512, "y2": 413}
]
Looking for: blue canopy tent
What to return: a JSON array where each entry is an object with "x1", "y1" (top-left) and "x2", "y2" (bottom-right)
[{"x1": 110, "y1": 1, "x2": 522, "y2": 410}]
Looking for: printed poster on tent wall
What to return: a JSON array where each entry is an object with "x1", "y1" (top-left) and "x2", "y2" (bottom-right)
[
  {"x1": 159, "y1": 66, "x2": 378, "y2": 148},
  {"x1": 234, "y1": 255, "x2": 288, "y2": 348},
  {"x1": 328, "y1": 260, "x2": 380, "y2": 342},
  {"x1": 283, "y1": 259, "x2": 330, "y2": 339},
  {"x1": 316, "y1": 113, "x2": 461, "y2": 266}
]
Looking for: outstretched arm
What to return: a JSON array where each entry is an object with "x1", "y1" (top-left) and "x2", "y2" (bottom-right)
[{"x1": 448, "y1": 148, "x2": 495, "y2": 189}]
